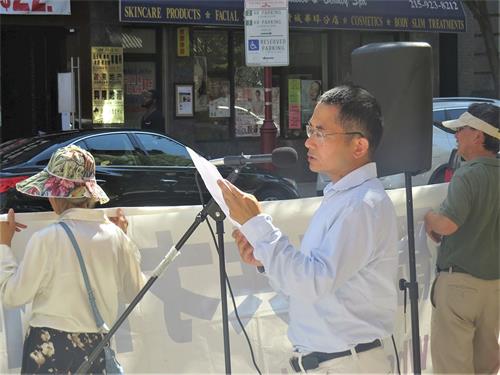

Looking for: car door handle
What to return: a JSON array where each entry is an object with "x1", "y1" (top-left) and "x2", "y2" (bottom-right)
[
  {"x1": 96, "y1": 179, "x2": 106, "y2": 184},
  {"x1": 160, "y1": 179, "x2": 177, "y2": 184}
]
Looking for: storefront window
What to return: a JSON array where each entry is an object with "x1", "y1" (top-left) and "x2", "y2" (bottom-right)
[
  {"x1": 124, "y1": 61, "x2": 156, "y2": 128},
  {"x1": 122, "y1": 28, "x2": 159, "y2": 128},
  {"x1": 192, "y1": 30, "x2": 230, "y2": 140},
  {"x1": 286, "y1": 32, "x2": 324, "y2": 137},
  {"x1": 122, "y1": 29, "x2": 156, "y2": 54}
]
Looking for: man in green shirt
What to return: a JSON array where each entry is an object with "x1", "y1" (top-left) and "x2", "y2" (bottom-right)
[{"x1": 424, "y1": 103, "x2": 499, "y2": 374}]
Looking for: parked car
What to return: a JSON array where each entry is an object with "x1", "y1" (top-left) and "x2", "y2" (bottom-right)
[
  {"x1": 316, "y1": 97, "x2": 500, "y2": 194},
  {"x1": 0, "y1": 129, "x2": 299, "y2": 213}
]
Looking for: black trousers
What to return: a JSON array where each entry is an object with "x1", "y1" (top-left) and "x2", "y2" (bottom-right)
[{"x1": 21, "y1": 326, "x2": 106, "y2": 374}]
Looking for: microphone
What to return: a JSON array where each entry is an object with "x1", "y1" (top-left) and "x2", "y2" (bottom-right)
[{"x1": 210, "y1": 147, "x2": 297, "y2": 168}]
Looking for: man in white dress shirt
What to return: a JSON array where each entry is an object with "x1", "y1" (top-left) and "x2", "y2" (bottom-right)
[{"x1": 218, "y1": 85, "x2": 398, "y2": 373}]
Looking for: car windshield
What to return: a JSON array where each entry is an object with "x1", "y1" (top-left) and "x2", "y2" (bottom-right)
[
  {"x1": 0, "y1": 132, "x2": 77, "y2": 167},
  {"x1": 0, "y1": 137, "x2": 53, "y2": 166}
]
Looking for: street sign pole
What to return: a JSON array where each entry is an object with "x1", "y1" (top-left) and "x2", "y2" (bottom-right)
[{"x1": 260, "y1": 67, "x2": 276, "y2": 160}]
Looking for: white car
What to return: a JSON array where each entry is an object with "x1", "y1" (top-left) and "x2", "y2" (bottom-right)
[{"x1": 316, "y1": 97, "x2": 500, "y2": 195}]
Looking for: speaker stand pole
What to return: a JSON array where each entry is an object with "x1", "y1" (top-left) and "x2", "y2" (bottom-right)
[
  {"x1": 206, "y1": 203, "x2": 232, "y2": 374},
  {"x1": 400, "y1": 172, "x2": 422, "y2": 374}
]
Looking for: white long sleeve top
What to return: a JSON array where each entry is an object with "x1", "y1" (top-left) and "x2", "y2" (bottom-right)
[
  {"x1": 0, "y1": 208, "x2": 146, "y2": 333},
  {"x1": 241, "y1": 162, "x2": 399, "y2": 353}
]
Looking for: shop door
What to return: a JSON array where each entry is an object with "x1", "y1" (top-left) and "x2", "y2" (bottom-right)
[{"x1": 1, "y1": 26, "x2": 66, "y2": 142}]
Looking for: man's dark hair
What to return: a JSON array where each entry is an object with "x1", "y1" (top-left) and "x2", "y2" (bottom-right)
[
  {"x1": 318, "y1": 85, "x2": 383, "y2": 158},
  {"x1": 468, "y1": 103, "x2": 499, "y2": 153}
]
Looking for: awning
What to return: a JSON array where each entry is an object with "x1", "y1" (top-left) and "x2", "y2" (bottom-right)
[{"x1": 119, "y1": 0, "x2": 466, "y2": 33}]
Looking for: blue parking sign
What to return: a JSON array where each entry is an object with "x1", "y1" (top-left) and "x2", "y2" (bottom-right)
[{"x1": 248, "y1": 39, "x2": 259, "y2": 51}]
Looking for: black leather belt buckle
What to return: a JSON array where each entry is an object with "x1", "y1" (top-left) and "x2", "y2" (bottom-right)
[
  {"x1": 289, "y1": 339, "x2": 382, "y2": 372},
  {"x1": 290, "y1": 354, "x2": 320, "y2": 372}
]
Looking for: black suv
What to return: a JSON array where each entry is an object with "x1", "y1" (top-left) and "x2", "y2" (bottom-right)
[{"x1": 0, "y1": 129, "x2": 299, "y2": 213}]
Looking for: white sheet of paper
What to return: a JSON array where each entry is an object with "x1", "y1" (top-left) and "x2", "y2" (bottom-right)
[{"x1": 186, "y1": 147, "x2": 240, "y2": 227}]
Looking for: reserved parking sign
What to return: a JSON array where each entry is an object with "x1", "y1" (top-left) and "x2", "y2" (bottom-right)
[{"x1": 244, "y1": 0, "x2": 289, "y2": 66}]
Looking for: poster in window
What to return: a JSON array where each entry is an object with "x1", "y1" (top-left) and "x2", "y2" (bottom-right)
[
  {"x1": 91, "y1": 46, "x2": 124, "y2": 124},
  {"x1": 175, "y1": 84, "x2": 194, "y2": 117},
  {"x1": 124, "y1": 61, "x2": 155, "y2": 128},
  {"x1": 301, "y1": 80, "x2": 322, "y2": 126},
  {"x1": 235, "y1": 87, "x2": 280, "y2": 137},
  {"x1": 193, "y1": 56, "x2": 208, "y2": 112},
  {"x1": 288, "y1": 79, "x2": 301, "y2": 130},
  {"x1": 208, "y1": 79, "x2": 230, "y2": 118}
]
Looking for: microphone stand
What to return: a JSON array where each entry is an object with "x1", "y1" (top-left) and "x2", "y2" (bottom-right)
[
  {"x1": 76, "y1": 171, "x2": 239, "y2": 374},
  {"x1": 210, "y1": 202, "x2": 232, "y2": 374}
]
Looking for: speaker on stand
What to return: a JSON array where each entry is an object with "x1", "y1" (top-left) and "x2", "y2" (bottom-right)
[{"x1": 352, "y1": 42, "x2": 434, "y2": 374}]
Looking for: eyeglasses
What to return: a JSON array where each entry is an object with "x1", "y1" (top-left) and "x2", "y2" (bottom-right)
[{"x1": 306, "y1": 123, "x2": 364, "y2": 142}]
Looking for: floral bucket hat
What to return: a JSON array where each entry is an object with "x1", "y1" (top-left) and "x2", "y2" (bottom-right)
[{"x1": 16, "y1": 145, "x2": 109, "y2": 204}]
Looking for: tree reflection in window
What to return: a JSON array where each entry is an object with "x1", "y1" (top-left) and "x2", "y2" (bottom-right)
[
  {"x1": 191, "y1": 30, "x2": 231, "y2": 141},
  {"x1": 75, "y1": 134, "x2": 141, "y2": 166},
  {"x1": 136, "y1": 133, "x2": 194, "y2": 167}
]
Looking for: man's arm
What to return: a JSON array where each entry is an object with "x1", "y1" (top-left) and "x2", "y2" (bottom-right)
[
  {"x1": 424, "y1": 210, "x2": 459, "y2": 243},
  {"x1": 225, "y1": 190, "x2": 382, "y2": 301}
]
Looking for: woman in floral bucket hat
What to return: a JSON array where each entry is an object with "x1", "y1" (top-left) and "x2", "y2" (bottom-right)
[
  {"x1": 16, "y1": 144, "x2": 110, "y2": 206},
  {"x1": 0, "y1": 145, "x2": 146, "y2": 374}
]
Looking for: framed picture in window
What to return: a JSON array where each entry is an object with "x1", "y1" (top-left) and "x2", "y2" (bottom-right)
[{"x1": 175, "y1": 83, "x2": 194, "y2": 117}]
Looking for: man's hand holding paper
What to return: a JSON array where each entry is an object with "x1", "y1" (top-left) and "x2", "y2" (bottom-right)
[{"x1": 216, "y1": 179, "x2": 262, "y2": 225}]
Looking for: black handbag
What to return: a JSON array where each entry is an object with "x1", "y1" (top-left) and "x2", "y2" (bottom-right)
[{"x1": 60, "y1": 221, "x2": 124, "y2": 374}]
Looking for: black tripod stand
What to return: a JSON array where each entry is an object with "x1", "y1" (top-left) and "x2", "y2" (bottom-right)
[
  {"x1": 210, "y1": 203, "x2": 232, "y2": 374},
  {"x1": 398, "y1": 172, "x2": 422, "y2": 374},
  {"x1": 77, "y1": 174, "x2": 239, "y2": 374}
]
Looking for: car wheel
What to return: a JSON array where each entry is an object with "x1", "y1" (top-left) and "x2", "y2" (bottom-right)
[{"x1": 256, "y1": 187, "x2": 291, "y2": 201}]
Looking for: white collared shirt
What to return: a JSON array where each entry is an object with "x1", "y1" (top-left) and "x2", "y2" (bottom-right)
[
  {"x1": 0, "y1": 208, "x2": 146, "y2": 332},
  {"x1": 242, "y1": 162, "x2": 398, "y2": 353}
]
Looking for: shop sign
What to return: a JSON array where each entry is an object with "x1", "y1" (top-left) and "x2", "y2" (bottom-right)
[
  {"x1": 119, "y1": 0, "x2": 466, "y2": 33},
  {"x1": 244, "y1": 0, "x2": 289, "y2": 67},
  {"x1": 0, "y1": 0, "x2": 70, "y2": 15},
  {"x1": 176, "y1": 27, "x2": 190, "y2": 57},
  {"x1": 91, "y1": 47, "x2": 125, "y2": 125},
  {"x1": 288, "y1": 0, "x2": 466, "y2": 32}
]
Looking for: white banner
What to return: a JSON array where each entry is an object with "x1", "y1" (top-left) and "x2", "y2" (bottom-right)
[
  {"x1": 0, "y1": 183, "x2": 447, "y2": 373},
  {"x1": 0, "y1": 0, "x2": 70, "y2": 15}
]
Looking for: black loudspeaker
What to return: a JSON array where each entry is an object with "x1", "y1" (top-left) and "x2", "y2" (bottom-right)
[{"x1": 352, "y1": 42, "x2": 433, "y2": 178}]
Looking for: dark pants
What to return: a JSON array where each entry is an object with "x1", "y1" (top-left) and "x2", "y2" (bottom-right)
[{"x1": 21, "y1": 326, "x2": 106, "y2": 374}]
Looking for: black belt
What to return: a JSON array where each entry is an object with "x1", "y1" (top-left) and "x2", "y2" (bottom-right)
[{"x1": 289, "y1": 339, "x2": 381, "y2": 372}]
